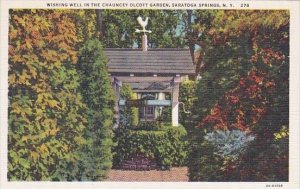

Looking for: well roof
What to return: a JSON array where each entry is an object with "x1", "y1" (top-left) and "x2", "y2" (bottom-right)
[{"x1": 104, "y1": 48, "x2": 195, "y2": 75}]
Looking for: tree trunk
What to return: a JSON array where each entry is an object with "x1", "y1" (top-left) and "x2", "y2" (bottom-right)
[
  {"x1": 187, "y1": 10, "x2": 195, "y2": 64},
  {"x1": 95, "y1": 9, "x2": 104, "y2": 40}
]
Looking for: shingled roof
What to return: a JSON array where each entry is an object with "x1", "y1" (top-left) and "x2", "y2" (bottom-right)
[{"x1": 104, "y1": 48, "x2": 195, "y2": 76}]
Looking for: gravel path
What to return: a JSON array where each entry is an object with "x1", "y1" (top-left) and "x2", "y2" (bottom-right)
[{"x1": 106, "y1": 167, "x2": 189, "y2": 182}]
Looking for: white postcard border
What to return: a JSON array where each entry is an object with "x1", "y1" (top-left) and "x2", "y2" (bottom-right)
[{"x1": 0, "y1": 1, "x2": 299, "y2": 189}]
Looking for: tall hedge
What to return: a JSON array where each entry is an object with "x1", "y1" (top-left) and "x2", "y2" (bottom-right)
[{"x1": 77, "y1": 39, "x2": 115, "y2": 180}]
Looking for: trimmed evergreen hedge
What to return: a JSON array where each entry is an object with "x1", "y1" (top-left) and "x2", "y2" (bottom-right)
[
  {"x1": 76, "y1": 39, "x2": 115, "y2": 181},
  {"x1": 113, "y1": 126, "x2": 188, "y2": 169}
]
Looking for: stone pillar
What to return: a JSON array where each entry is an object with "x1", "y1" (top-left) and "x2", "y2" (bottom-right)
[
  {"x1": 172, "y1": 77, "x2": 181, "y2": 126},
  {"x1": 112, "y1": 77, "x2": 122, "y2": 128}
]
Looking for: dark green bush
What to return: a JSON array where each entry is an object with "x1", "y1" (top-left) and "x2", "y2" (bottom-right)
[
  {"x1": 113, "y1": 126, "x2": 188, "y2": 168},
  {"x1": 130, "y1": 121, "x2": 162, "y2": 131},
  {"x1": 160, "y1": 107, "x2": 172, "y2": 123},
  {"x1": 131, "y1": 121, "x2": 183, "y2": 131},
  {"x1": 188, "y1": 141, "x2": 224, "y2": 181}
]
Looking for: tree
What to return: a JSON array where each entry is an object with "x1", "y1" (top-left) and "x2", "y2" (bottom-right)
[
  {"x1": 77, "y1": 39, "x2": 115, "y2": 180},
  {"x1": 8, "y1": 9, "x2": 87, "y2": 180},
  {"x1": 188, "y1": 10, "x2": 289, "y2": 181},
  {"x1": 95, "y1": 9, "x2": 104, "y2": 39},
  {"x1": 100, "y1": 10, "x2": 186, "y2": 48}
]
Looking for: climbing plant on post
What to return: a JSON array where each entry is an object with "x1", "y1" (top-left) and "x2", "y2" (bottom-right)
[
  {"x1": 77, "y1": 39, "x2": 115, "y2": 180},
  {"x1": 119, "y1": 84, "x2": 139, "y2": 128}
]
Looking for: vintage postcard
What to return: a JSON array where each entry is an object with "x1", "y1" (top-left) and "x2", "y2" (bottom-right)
[{"x1": 0, "y1": 0, "x2": 299, "y2": 189}]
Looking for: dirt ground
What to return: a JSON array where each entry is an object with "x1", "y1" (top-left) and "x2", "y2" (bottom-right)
[{"x1": 106, "y1": 167, "x2": 189, "y2": 182}]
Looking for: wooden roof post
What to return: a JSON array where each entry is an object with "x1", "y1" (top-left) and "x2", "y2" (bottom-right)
[
  {"x1": 172, "y1": 76, "x2": 181, "y2": 126},
  {"x1": 142, "y1": 34, "x2": 148, "y2": 52}
]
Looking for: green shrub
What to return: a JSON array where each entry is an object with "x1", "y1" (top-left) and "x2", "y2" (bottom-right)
[
  {"x1": 188, "y1": 141, "x2": 224, "y2": 181},
  {"x1": 160, "y1": 107, "x2": 172, "y2": 123},
  {"x1": 113, "y1": 126, "x2": 188, "y2": 168},
  {"x1": 235, "y1": 127, "x2": 289, "y2": 181}
]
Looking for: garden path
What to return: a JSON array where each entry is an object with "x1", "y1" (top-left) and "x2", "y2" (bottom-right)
[{"x1": 106, "y1": 167, "x2": 188, "y2": 182}]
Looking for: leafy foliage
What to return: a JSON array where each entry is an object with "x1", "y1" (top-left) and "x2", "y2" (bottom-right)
[
  {"x1": 8, "y1": 9, "x2": 87, "y2": 180},
  {"x1": 8, "y1": 9, "x2": 116, "y2": 181},
  {"x1": 235, "y1": 132, "x2": 288, "y2": 181},
  {"x1": 101, "y1": 10, "x2": 186, "y2": 48},
  {"x1": 77, "y1": 39, "x2": 115, "y2": 180},
  {"x1": 179, "y1": 80, "x2": 196, "y2": 123},
  {"x1": 188, "y1": 140, "x2": 224, "y2": 181},
  {"x1": 195, "y1": 10, "x2": 289, "y2": 132},
  {"x1": 113, "y1": 126, "x2": 188, "y2": 168},
  {"x1": 133, "y1": 121, "x2": 162, "y2": 131},
  {"x1": 188, "y1": 10, "x2": 289, "y2": 181}
]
